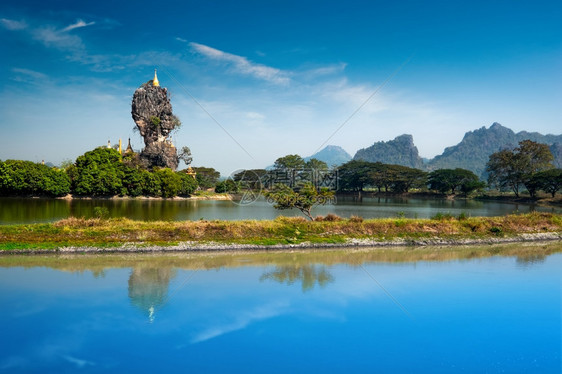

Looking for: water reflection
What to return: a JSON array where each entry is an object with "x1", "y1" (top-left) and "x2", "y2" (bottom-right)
[
  {"x1": 260, "y1": 264, "x2": 334, "y2": 292},
  {"x1": 128, "y1": 267, "x2": 176, "y2": 322},
  {"x1": 1, "y1": 244, "x2": 561, "y2": 373},
  {"x1": 515, "y1": 253, "x2": 547, "y2": 267},
  {"x1": 1, "y1": 196, "x2": 560, "y2": 224}
]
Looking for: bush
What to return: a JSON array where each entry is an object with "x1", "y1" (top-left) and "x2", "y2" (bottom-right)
[
  {"x1": 0, "y1": 160, "x2": 70, "y2": 197},
  {"x1": 431, "y1": 212, "x2": 455, "y2": 220},
  {"x1": 324, "y1": 213, "x2": 342, "y2": 222},
  {"x1": 93, "y1": 206, "x2": 109, "y2": 219},
  {"x1": 457, "y1": 212, "x2": 469, "y2": 220},
  {"x1": 349, "y1": 215, "x2": 364, "y2": 223},
  {"x1": 489, "y1": 226, "x2": 503, "y2": 235}
]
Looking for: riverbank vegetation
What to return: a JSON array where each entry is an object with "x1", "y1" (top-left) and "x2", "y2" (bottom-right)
[
  {"x1": 1, "y1": 140, "x2": 561, "y2": 204},
  {"x1": 0, "y1": 212, "x2": 560, "y2": 251}
]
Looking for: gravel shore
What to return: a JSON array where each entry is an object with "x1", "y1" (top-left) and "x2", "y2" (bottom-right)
[{"x1": 4, "y1": 232, "x2": 561, "y2": 255}]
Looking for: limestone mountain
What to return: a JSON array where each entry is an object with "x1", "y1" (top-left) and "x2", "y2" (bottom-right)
[
  {"x1": 549, "y1": 143, "x2": 562, "y2": 168},
  {"x1": 427, "y1": 122, "x2": 562, "y2": 176},
  {"x1": 353, "y1": 134, "x2": 424, "y2": 169},
  {"x1": 304, "y1": 145, "x2": 352, "y2": 167}
]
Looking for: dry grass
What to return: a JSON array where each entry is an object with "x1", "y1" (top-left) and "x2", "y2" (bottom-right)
[{"x1": 1, "y1": 212, "x2": 561, "y2": 250}]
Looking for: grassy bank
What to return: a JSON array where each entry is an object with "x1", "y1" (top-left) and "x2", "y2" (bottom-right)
[{"x1": 0, "y1": 212, "x2": 561, "y2": 252}]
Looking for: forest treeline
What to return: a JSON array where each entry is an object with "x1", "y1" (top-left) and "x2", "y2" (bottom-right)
[
  {"x1": 1, "y1": 140, "x2": 561, "y2": 198},
  {"x1": 0, "y1": 148, "x2": 198, "y2": 197}
]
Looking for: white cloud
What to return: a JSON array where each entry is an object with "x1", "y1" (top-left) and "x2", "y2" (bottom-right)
[
  {"x1": 12, "y1": 67, "x2": 48, "y2": 80},
  {"x1": 32, "y1": 26, "x2": 84, "y2": 50},
  {"x1": 61, "y1": 355, "x2": 95, "y2": 368},
  {"x1": 246, "y1": 111, "x2": 265, "y2": 121},
  {"x1": 0, "y1": 18, "x2": 27, "y2": 30},
  {"x1": 29, "y1": 19, "x2": 95, "y2": 50},
  {"x1": 7, "y1": 14, "x2": 175, "y2": 72},
  {"x1": 190, "y1": 42, "x2": 291, "y2": 85},
  {"x1": 301, "y1": 62, "x2": 347, "y2": 79},
  {"x1": 61, "y1": 19, "x2": 96, "y2": 32},
  {"x1": 175, "y1": 37, "x2": 187, "y2": 43},
  {"x1": 190, "y1": 301, "x2": 289, "y2": 343},
  {"x1": 11, "y1": 68, "x2": 50, "y2": 85}
]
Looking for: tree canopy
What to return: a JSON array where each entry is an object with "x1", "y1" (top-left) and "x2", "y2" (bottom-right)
[
  {"x1": 338, "y1": 160, "x2": 427, "y2": 193},
  {"x1": 265, "y1": 182, "x2": 334, "y2": 220},
  {"x1": 273, "y1": 154, "x2": 306, "y2": 170},
  {"x1": 428, "y1": 168, "x2": 485, "y2": 195},
  {"x1": 74, "y1": 148, "x2": 125, "y2": 196},
  {"x1": 192, "y1": 167, "x2": 220, "y2": 189},
  {"x1": 486, "y1": 140, "x2": 554, "y2": 197},
  {"x1": 0, "y1": 160, "x2": 70, "y2": 197}
]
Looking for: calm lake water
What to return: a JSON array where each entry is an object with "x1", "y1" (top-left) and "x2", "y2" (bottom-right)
[
  {"x1": 0, "y1": 246, "x2": 560, "y2": 373},
  {"x1": 1, "y1": 196, "x2": 560, "y2": 224}
]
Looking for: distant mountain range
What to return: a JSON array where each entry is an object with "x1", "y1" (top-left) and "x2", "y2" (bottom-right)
[
  {"x1": 305, "y1": 145, "x2": 352, "y2": 167},
  {"x1": 272, "y1": 123, "x2": 561, "y2": 176},
  {"x1": 351, "y1": 123, "x2": 562, "y2": 177}
]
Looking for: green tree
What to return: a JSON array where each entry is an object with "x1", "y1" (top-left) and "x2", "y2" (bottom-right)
[
  {"x1": 428, "y1": 168, "x2": 484, "y2": 195},
  {"x1": 192, "y1": 167, "x2": 220, "y2": 189},
  {"x1": 178, "y1": 146, "x2": 192, "y2": 166},
  {"x1": 518, "y1": 140, "x2": 555, "y2": 196},
  {"x1": 337, "y1": 160, "x2": 376, "y2": 192},
  {"x1": 459, "y1": 179, "x2": 487, "y2": 196},
  {"x1": 305, "y1": 158, "x2": 328, "y2": 171},
  {"x1": 487, "y1": 141, "x2": 553, "y2": 197},
  {"x1": 233, "y1": 169, "x2": 267, "y2": 190},
  {"x1": 385, "y1": 164, "x2": 427, "y2": 193},
  {"x1": 369, "y1": 162, "x2": 393, "y2": 192},
  {"x1": 486, "y1": 149, "x2": 522, "y2": 196},
  {"x1": 42, "y1": 166, "x2": 71, "y2": 196},
  {"x1": 215, "y1": 179, "x2": 240, "y2": 193},
  {"x1": 74, "y1": 148, "x2": 125, "y2": 196},
  {"x1": 142, "y1": 171, "x2": 161, "y2": 196},
  {"x1": 0, "y1": 160, "x2": 70, "y2": 197},
  {"x1": 154, "y1": 168, "x2": 182, "y2": 198},
  {"x1": 265, "y1": 182, "x2": 334, "y2": 220},
  {"x1": 177, "y1": 171, "x2": 198, "y2": 196},
  {"x1": 273, "y1": 154, "x2": 305, "y2": 170},
  {"x1": 532, "y1": 169, "x2": 562, "y2": 197},
  {"x1": 122, "y1": 167, "x2": 146, "y2": 197}
]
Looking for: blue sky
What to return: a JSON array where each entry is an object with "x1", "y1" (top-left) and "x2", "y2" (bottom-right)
[{"x1": 1, "y1": 0, "x2": 560, "y2": 175}]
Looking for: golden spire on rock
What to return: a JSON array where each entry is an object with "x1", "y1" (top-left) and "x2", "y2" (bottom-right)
[{"x1": 153, "y1": 69, "x2": 160, "y2": 87}]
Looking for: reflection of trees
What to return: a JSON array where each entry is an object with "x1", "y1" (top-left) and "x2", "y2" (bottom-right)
[
  {"x1": 128, "y1": 267, "x2": 176, "y2": 322},
  {"x1": 259, "y1": 264, "x2": 334, "y2": 292},
  {"x1": 516, "y1": 254, "x2": 546, "y2": 266}
]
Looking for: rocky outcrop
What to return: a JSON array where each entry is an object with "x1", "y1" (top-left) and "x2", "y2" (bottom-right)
[
  {"x1": 353, "y1": 134, "x2": 424, "y2": 169},
  {"x1": 427, "y1": 123, "x2": 562, "y2": 177},
  {"x1": 131, "y1": 81, "x2": 180, "y2": 170}
]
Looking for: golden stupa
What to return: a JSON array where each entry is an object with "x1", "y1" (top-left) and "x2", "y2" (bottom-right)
[{"x1": 153, "y1": 69, "x2": 160, "y2": 87}]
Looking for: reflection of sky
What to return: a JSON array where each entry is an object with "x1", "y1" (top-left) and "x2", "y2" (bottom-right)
[{"x1": 0, "y1": 255, "x2": 560, "y2": 373}]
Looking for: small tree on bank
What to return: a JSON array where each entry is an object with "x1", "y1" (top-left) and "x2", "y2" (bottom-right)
[{"x1": 265, "y1": 182, "x2": 334, "y2": 220}]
